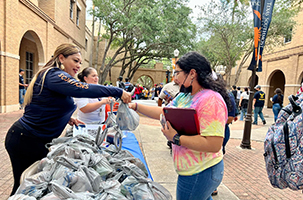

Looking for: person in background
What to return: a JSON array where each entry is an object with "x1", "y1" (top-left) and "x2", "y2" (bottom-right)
[
  {"x1": 271, "y1": 88, "x2": 283, "y2": 122},
  {"x1": 134, "y1": 83, "x2": 143, "y2": 99},
  {"x1": 116, "y1": 76, "x2": 125, "y2": 89},
  {"x1": 124, "y1": 77, "x2": 134, "y2": 92},
  {"x1": 5, "y1": 43, "x2": 131, "y2": 196},
  {"x1": 157, "y1": 83, "x2": 163, "y2": 96},
  {"x1": 239, "y1": 87, "x2": 249, "y2": 121},
  {"x1": 74, "y1": 67, "x2": 112, "y2": 124},
  {"x1": 252, "y1": 85, "x2": 266, "y2": 125},
  {"x1": 19, "y1": 69, "x2": 28, "y2": 109},
  {"x1": 129, "y1": 52, "x2": 231, "y2": 200},
  {"x1": 236, "y1": 86, "x2": 242, "y2": 112},
  {"x1": 212, "y1": 82, "x2": 236, "y2": 196},
  {"x1": 142, "y1": 87, "x2": 149, "y2": 100},
  {"x1": 158, "y1": 80, "x2": 180, "y2": 107},
  {"x1": 231, "y1": 85, "x2": 237, "y2": 100},
  {"x1": 150, "y1": 84, "x2": 156, "y2": 100}
]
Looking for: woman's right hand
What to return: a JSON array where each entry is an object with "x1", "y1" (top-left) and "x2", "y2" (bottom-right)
[
  {"x1": 121, "y1": 90, "x2": 132, "y2": 103},
  {"x1": 129, "y1": 102, "x2": 137, "y2": 111}
]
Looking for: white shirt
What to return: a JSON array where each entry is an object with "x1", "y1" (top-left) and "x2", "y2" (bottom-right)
[
  {"x1": 159, "y1": 82, "x2": 180, "y2": 105},
  {"x1": 240, "y1": 92, "x2": 249, "y2": 100},
  {"x1": 74, "y1": 97, "x2": 106, "y2": 124},
  {"x1": 237, "y1": 90, "x2": 242, "y2": 100}
]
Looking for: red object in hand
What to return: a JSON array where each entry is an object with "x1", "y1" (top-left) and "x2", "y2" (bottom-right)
[{"x1": 234, "y1": 116, "x2": 238, "y2": 122}]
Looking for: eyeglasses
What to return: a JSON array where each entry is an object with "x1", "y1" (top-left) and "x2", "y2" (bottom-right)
[{"x1": 173, "y1": 70, "x2": 183, "y2": 76}]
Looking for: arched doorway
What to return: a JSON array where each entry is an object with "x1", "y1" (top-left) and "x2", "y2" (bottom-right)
[
  {"x1": 19, "y1": 31, "x2": 44, "y2": 84},
  {"x1": 267, "y1": 70, "x2": 285, "y2": 108},
  {"x1": 136, "y1": 75, "x2": 154, "y2": 90}
]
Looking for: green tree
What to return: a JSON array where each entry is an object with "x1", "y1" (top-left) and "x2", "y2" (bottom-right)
[
  {"x1": 196, "y1": 0, "x2": 300, "y2": 86},
  {"x1": 92, "y1": 0, "x2": 196, "y2": 83}
]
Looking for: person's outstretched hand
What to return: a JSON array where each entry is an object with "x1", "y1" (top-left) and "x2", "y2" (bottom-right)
[
  {"x1": 121, "y1": 91, "x2": 132, "y2": 103},
  {"x1": 128, "y1": 102, "x2": 136, "y2": 110},
  {"x1": 68, "y1": 118, "x2": 85, "y2": 127}
]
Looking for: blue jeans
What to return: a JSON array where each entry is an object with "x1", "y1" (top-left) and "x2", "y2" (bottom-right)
[
  {"x1": 135, "y1": 94, "x2": 141, "y2": 100},
  {"x1": 177, "y1": 160, "x2": 224, "y2": 200},
  {"x1": 240, "y1": 108, "x2": 247, "y2": 121},
  {"x1": 19, "y1": 88, "x2": 26, "y2": 105},
  {"x1": 253, "y1": 106, "x2": 265, "y2": 124},
  {"x1": 222, "y1": 124, "x2": 230, "y2": 154},
  {"x1": 272, "y1": 103, "x2": 282, "y2": 122}
]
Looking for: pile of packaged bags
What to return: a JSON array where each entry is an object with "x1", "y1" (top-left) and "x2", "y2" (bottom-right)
[
  {"x1": 9, "y1": 133, "x2": 172, "y2": 200},
  {"x1": 9, "y1": 101, "x2": 172, "y2": 200}
]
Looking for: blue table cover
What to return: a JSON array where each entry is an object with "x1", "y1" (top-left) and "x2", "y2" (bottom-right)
[{"x1": 122, "y1": 131, "x2": 153, "y2": 180}]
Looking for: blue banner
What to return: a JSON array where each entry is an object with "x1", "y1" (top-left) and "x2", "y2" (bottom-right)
[
  {"x1": 257, "y1": 0, "x2": 275, "y2": 72},
  {"x1": 248, "y1": 0, "x2": 275, "y2": 72}
]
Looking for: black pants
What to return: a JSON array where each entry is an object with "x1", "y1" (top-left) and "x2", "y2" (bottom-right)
[{"x1": 5, "y1": 121, "x2": 50, "y2": 196}]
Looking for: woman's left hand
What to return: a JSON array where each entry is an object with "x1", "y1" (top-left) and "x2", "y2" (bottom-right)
[
  {"x1": 121, "y1": 91, "x2": 132, "y2": 103},
  {"x1": 68, "y1": 118, "x2": 85, "y2": 127},
  {"x1": 161, "y1": 121, "x2": 177, "y2": 142}
]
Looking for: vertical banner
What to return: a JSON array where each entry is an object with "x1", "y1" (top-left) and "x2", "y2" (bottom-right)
[
  {"x1": 248, "y1": 0, "x2": 262, "y2": 71},
  {"x1": 257, "y1": 0, "x2": 275, "y2": 72},
  {"x1": 248, "y1": 0, "x2": 275, "y2": 72}
]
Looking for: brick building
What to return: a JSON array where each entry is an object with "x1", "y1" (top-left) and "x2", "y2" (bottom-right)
[
  {"x1": 0, "y1": 0, "x2": 90, "y2": 113},
  {"x1": 231, "y1": 7, "x2": 303, "y2": 108}
]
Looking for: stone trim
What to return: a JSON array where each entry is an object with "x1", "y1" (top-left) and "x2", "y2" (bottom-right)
[
  {"x1": 0, "y1": 51, "x2": 20, "y2": 60},
  {"x1": 263, "y1": 45, "x2": 303, "y2": 62},
  {"x1": 284, "y1": 84, "x2": 301, "y2": 87},
  {"x1": 259, "y1": 85, "x2": 270, "y2": 88}
]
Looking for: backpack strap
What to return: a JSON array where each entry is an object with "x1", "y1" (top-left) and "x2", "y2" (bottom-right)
[
  {"x1": 283, "y1": 123, "x2": 291, "y2": 159},
  {"x1": 288, "y1": 95, "x2": 302, "y2": 116}
]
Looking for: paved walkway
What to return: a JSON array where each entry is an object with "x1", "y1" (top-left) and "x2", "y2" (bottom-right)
[{"x1": 0, "y1": 108, "x2": 302, "y2": 199}]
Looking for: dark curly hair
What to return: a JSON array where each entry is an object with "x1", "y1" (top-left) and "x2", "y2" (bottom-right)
[{"x1": 176, "y1": 51, "x2": 231, "y2": 110}]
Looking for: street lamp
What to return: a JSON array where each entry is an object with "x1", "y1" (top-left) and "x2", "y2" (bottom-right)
[
  {"x1": 173, "y1": 49, "x2": 180, "y2": 76},
  {"x1": 166, "y1": 66, "x2": 171, "y2": 83}
]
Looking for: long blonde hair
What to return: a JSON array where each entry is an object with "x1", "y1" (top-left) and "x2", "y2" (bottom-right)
[{"x1": 24, "y1": 43, "x2": 81, "y2": 106}]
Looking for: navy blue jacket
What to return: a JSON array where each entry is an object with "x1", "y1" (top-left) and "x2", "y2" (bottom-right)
[{"x1": 19, "y1": 68, "x2": 123, "y2": 140}]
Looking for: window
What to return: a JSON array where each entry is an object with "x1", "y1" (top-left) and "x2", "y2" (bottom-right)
[
  {"x1": 25, "y1": 52, "x2": 34, "y2": 84},
  {"x1": 85, "y1": 38, "x2": 88, "y2": 50},
  {"x1": 70, "y1": 0, "x2": 74, "y2": 19},
  {"x1": 284, "y1": 28, "x2": 292, "y2": 43},
  {"x1": 76, "y1": 7, "x2": 80, "y2": 26}
]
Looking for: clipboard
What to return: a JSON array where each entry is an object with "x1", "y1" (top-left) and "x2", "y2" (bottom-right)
[{"x1": 163, "y1": 107, "x2": 200, "y2": 135}]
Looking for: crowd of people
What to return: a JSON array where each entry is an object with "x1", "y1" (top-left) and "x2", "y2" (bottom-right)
[{"x1": 13, "y1": 43, "x2": 287, "y2": 199}]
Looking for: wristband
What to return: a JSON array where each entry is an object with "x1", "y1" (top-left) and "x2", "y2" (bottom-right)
[
  {"x1": 134, "y1": 102, "x2": 138, "y2": 111},
  {"x1": 173, "y1": 133, "x2": 181, "y2": 146}
]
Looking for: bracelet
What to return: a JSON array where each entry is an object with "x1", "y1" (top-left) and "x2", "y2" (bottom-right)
[{"x1": 134, "y1": 102, "x2": 138, "y2": 111}]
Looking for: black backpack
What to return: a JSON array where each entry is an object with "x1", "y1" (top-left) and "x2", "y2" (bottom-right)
[
  {"x1": 127, "y1": 84, "x2": 134, "y2": 92},
  {"x1": 118, "y1": 81, "x2": 125, "y2": 90}
]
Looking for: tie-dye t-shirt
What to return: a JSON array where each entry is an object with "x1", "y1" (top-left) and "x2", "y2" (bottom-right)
[{"x1": 168, "y1": 89, "x2": 227, "y2": 176}]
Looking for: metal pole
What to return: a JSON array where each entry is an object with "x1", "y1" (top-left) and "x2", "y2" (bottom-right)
[
  {"x1": 240, "y1": 67, "x2": 256, "y2": 149},
  {"x1": 240, "y1": 0, "x2": 264, "y2": 149}
]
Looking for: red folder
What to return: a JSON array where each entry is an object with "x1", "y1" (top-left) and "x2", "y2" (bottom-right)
[{"x1": 163, "y1": 107, "x2": 200, "y2": 135}]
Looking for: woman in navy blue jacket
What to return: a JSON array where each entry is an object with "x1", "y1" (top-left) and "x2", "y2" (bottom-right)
[{"x1": 5, "y1": 43, "x2": 132, "y2": 196}]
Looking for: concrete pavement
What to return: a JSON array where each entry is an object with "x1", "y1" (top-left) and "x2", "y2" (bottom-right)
[{"x1": 0, "y1": 107, "x2": 302, "y2": 199}]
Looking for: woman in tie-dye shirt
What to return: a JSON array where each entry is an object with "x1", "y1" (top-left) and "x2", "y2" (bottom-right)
[{"x1": 129, "y1": 52, "x2": 231, "y2": 200}]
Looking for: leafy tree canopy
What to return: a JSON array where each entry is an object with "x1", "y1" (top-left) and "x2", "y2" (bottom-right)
[
  {"x1": 91, "y1": 0, "x2": 197, "y2": 83},
  {"x1": 195, "y1": 0, "x2": 300, "y2": 85}
]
